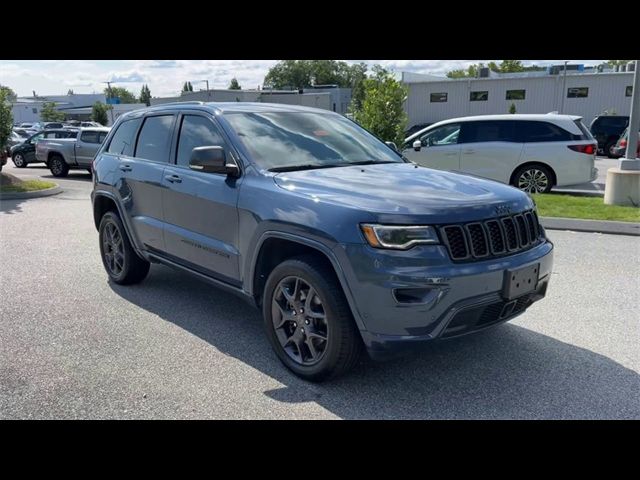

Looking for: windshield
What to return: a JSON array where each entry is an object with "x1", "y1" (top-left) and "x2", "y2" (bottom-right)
[{"x1": 224, "y1": 112, "x2": 403, "y2": 171}]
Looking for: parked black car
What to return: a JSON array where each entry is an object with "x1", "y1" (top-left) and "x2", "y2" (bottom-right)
[
  {"x1": 9, "y1": 129, "x2": 78, "y2": 168},
  {"x1": 589, "y1": 115, "x2": 630, "y2": 158}
]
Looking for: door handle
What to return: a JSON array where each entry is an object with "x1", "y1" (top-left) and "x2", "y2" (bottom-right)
[
  {"x1": 119, "y1": 164, "x2": 132, "y2": 172},
  {"x1": 164, "y1": 174, "x2": 182, "y2": 184},
  {"x1": 463, "y1": 149, "x2": 476, "y2": 154}
]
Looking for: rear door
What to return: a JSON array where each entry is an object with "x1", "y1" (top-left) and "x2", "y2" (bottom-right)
[
  {"x1": 402, "y1": 122, "x2": 462, "y2": 171},
  {"x1": 160, "y1": 112, "x2": 242, "y2": 284},
  {"x1": 458, "y1": 120, "x2": 524, "y2": 183}
]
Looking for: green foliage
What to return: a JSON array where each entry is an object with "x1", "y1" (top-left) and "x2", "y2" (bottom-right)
[
  {"x1": 139, "y1": 84, "x2": 152, "y2": 106},
  {"x1": 605, "y1": 60, "x2": 632, "y2": 67},
  {"x1": 447, "y1": 60, "x2": 544, "y2": 78},
  {"x1": 0, "y1": 85, "x2": 17, "y2": 102},
  {"x1": 509, "y1": 102, "x2": 517, "y2": 114},
  {"x1": 91, "y1": 102, "x2": 110, "y2": 126},
  {"x1": 40, "y1": 102, "x2": 66, "y2": 122},
  {"x1": 350, "y1": 66, "x2": 408, "y2": 147},
  {"x1": 182, "y1": 82, "x2": 194, "y2": 92},
  {"x1": 228, "y1": 78, "x2": 242, "y2": 90},
  {"x1": 104, "y1": 86, "x2": 137, "y2": 104},
  {"x1": 263, "y1": 60, "x2": 368, "y2": 91},
  {"x1": 0, "y1": 90, "x2": 14, "y2": 151}
]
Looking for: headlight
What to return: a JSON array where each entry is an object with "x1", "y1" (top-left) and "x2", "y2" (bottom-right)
[{"x1": 360, "y1": 224, "x2": 440, "y2": 250}]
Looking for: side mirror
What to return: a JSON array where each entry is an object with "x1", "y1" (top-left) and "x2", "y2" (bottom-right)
[
  {"x1": 385, "y1": 141, "x2": 398, "y2": 152},
  {"x1": 189, "y1": 146, "x2": 239, "y2": 177},
  {"x1": 412, "y1": 139, "x2": 422, "y2": 152}
]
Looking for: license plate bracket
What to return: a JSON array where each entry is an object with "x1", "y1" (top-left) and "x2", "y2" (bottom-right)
[{"x1": 503, "y1": 263, "x2": 539, "y2": 300}]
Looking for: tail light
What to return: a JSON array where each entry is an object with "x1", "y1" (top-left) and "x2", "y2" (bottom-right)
[
  {"x1": 568, "y1": 144, "x2": 596, "y2": 155},
  {"x1": 619, "y1": 139, "x2": 627, "y2": 148}
]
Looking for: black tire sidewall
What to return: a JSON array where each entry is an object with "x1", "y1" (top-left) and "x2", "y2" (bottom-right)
[
  {"x1": 50, "y1": 156, "x2": 68, "y2": 177},
  {"x1": 98, "y1": 212, "x2": 133, "y2": 284},
  {"x1": 263, "y1": 259, "x2": 352, "y2": 380}
]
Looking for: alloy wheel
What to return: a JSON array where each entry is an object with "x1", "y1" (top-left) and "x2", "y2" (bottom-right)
[
  {"x1": 102, "y1": 221, "x2": 125, "y2": 277},
  {"x1": 13, "y1": 154, "x2": 24, "y2": 167},
  {"x1": 51, "y1": 159, "x2": 63, "y2": 176},
  {"x1": 518, "y1": 168, "x2": 549, "y2": 193},
  {"x1": 271, "y1": 276, "x2": 329, "y2": 366}
]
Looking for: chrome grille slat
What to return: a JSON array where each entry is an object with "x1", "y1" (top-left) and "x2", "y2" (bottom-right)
[{"x1": 442, "y1": 210, "x2": 542, "y2": 262}]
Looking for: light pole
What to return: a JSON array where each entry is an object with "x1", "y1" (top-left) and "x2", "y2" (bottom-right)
[
  {"x1": 103, "y1": 81, "x2": 115, "y2": 125},
  {"x1": 604, "y1": 60, "x2": 640, "y2": 206},
  {"x1": 195, "y1": 80, "x2": 210, "y2": 100},
  {"x1": 559, "y1": 60, "x2": 568, "y2": 114}
]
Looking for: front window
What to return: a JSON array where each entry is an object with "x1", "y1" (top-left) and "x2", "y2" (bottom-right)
[
  {"x1": 419, "y1": 123, "x2": 461, "y2": 147},
  {"x1": 223, "y1": 112, "x2": 403, "y2": 171}
]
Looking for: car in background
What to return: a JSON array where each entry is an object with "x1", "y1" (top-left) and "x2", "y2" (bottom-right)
[
  {"x1": 18, "y1": 122, "x2": 35, "y2": 129},
  {"x1": 5, "y1": 131, "x2": 26, "y2": 155},
  {"x1": 403, "y1": 114, "x2": 597, "y2": 194},
  {"x1": 10, "y1": 129, "x2": 79, "y2": 168},
  {"x1": 611, "y1": 127, "x2": 640, "y2": 158},
  {"x1": 405, "y1": 122, "x2": 433, "y2": 137},
  {"x1": 589, "y1": 115, "x2": 629, "y2": 158},
  {"x1": 13, "y1": 128, "x2": 33, "y2": 138},
  {"x1": 36, "y1": 127, "x2": 110, "y2": 176}
]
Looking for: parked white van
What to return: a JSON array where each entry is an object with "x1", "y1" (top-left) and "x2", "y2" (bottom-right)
[{"x1": 402, "y1": 114, "x2": 598, "y2": 193}]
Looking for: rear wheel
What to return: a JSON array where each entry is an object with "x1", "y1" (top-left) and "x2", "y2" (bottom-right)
[
  {"x1": 13, "y1": 153, "x2": 27, "y2": 168},
  {"x1": 263, "y1": 255, "x2": 362, "y2": 382},
  {"x1": 606, "y1": 140, "x2": 619, "y2": 158},
  {"x1": 98, "y1": 211, "x2": 150, "y2": 285},
  {"x1": 49, "y1": 155, "x2": 69, "y2": 177},
  {"x1": 512, "y1": 164, "x2": 553, "y2": 194}
]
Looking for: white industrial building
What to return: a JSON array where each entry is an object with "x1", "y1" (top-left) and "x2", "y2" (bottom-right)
[{"x1": 402, "y1": 64, "x2": 635, "y2": 129}]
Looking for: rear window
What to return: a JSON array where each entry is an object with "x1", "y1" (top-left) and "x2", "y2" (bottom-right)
[
  {"x1": 517, "y1": 121, "x2": 573, "y2": 143},
  {"x1": 107, "y1": 118, "x2": 142, "y2": 156},
  {"x1": 573, "y1": 120, "x2": 593, "y2": 140}
]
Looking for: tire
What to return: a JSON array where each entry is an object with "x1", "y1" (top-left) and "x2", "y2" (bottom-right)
[
  {"x1": 512, "y1": 164, "x2": 553, "y2": 194},
  {"x1": 49, "y1": 155, "x2": 69, "y2": 177},
  {"x1": 263, "y1": 255, "x2": 362, "y2": 382},
  {"x1": 605, "y1": 140, "x2": 619, "y2": 159},
  {"x1": 13, "y1": 153, "x2": 27, "y2": 168},
  {"x1": 98, "y1": 211, "x2": 150, "y2": 285}
]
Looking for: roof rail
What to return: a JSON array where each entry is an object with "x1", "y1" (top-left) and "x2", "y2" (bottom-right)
[{"x1": 160, "y1": 101, "x2": 206, "y2": 105}]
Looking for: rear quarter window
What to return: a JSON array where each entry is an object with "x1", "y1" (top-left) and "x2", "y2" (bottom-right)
[{"x1": 516, "y1": 121, "x2": 573, "y2": 143}]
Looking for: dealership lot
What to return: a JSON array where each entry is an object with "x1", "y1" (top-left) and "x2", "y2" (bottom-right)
[{"x1": 0, "y1": 163, "x2": 638, "y2": 419}]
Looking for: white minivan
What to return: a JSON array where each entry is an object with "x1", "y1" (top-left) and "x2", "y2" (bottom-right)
[{"x1": 402, "y1": 114, "x2": 598, "y2": 193}]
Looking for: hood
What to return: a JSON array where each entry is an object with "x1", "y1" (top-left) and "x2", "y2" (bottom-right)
[{"x1": 273, "y1": 162, "x2": 533, "y2": 223}]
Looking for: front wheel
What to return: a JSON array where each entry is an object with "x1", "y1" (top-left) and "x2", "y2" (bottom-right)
[
  {"x1": 49, "y1": 155, "x2": 69, "y2": 177},
  {"x1": 512, "y1": 164, "x2": 553, "y2": 194},
  {"x1": 263, "y1": 255, "x2": 362, "y2": 382},
  {"x1": 99, "y1": 211, "x2": 150, "y2": 285},
  {"x1": 13, "y1": 153, "x2": 27, "y2": 168}
]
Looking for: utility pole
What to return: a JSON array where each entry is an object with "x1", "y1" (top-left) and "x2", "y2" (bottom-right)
[
  {"x1": 104, "y1": 81, "x2": 115, "y2": 125},
  {"x1": 622, "y1": 61, "x2": 640, "y2": 168},
  {"x1": 559, "y1": 60, "x2": 568, "y2": 114}
]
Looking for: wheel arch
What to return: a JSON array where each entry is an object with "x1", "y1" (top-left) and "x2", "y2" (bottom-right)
[
  {"x1": 92, "y1": 191, "x2": 146, "y2": 258},
  {"x1": 510, "y1": 162, "x2": 557, "y2": 188}
]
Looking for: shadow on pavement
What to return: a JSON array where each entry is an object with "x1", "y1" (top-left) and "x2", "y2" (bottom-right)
[
  {"x1": 109, "y1": 264, "x2": 640, "y2": 419},
  {"x1": 0, "y1": 198, "x2": 26, "y2": 215}
]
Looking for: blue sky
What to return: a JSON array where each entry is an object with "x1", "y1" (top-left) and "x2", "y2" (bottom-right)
[{"x1": 1, "y1": 60, "x2": 606, "y2": 98}]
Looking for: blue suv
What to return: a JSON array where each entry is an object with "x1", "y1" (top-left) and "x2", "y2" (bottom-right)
[{"x1": 91, "y1": 102, "x2": 554, "y2": 381}]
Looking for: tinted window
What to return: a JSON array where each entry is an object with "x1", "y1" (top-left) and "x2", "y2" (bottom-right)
[
  {"x1": 597, "y1": 117, "x2": 629, "y2": 128},
  {"x1": 176, "y1": 115, "x2": 227, "y2": 167},
  {"x1": 107, "y1": 118, "x2": 142, "y2": 156},
  {"x1": 135, "y1": 116, "x2": 174, "y2": 162},
  {"x1": 517, "y1": 121, "x2": 572, "y2": 142},
  {"x1": 81, "y1": 131, "x2": 102, "y2": 143},
  {"x1": 567, "y1": 87, "x2": 588, "y2": 98},
  {"x1": 430, "y1": 92, "x2": 447, "y2": 103},
  {"x1": 224, "y1": 112, "x2": 402, "y2": 170},
  {"x1": 419, "y1": 123, "x2": 461, "y2": 146},
  {"x1": 470, "y1": 91, "x2": 488, "y2": 101},
  {"x1": 506, "y1": 89, "x2": 526, "y2": 100},
  {"x1": 461, "y1": 121, "x2": 516, "y2": 143}
]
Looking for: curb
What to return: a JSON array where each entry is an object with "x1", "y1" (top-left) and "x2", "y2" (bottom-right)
[
  {"x1": 0, "y1": 185, "x2": 62, "y2": 200},
  {"x1": 540, "y1": 216, "x2": 640, "y2": 237},
  {"x1": 551, "y1": 189, "x2": 604, "y2": 198}
]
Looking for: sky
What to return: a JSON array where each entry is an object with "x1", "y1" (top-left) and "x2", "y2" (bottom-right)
[{"x1": 1, "y1": 60, "x2": 606, "y2": 99}]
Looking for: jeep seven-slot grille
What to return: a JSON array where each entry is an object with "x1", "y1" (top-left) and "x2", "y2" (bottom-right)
[{"x1": 440, "y1": 210, "x2": 544, "y2": 262}]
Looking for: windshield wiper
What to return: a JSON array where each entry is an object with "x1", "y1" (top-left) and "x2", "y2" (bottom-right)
[
  {"x1": 345, "y1": 160, "x2": 400, "y2": 166},
  {"x1": 268, "y1": 164, "x2": 345, "y2": 173}
]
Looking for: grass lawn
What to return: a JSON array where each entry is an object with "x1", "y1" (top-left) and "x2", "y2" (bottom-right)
[
  {"x1": 533, "y1": 194, "x2": 640, "y2": 223},
  {"x1": 0, "y1": 179, "x2": 56, "y2": 193}
]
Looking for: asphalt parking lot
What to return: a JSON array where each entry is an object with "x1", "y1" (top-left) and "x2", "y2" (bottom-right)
[{"x1": 1, "y1": 162, "x2": 639, "y2": 419}]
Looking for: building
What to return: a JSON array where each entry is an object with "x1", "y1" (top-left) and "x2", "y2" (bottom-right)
[
  {"x1": 402, "y1": 64, "x2": 636, "y2": 129},
  {"x1": 10, "y1": 93, "x2": 145, "y2": 126}
]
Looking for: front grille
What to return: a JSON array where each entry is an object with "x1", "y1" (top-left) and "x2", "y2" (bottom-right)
[{"x1": 440, "y1": 209, "x2": 543, "y2": 262}]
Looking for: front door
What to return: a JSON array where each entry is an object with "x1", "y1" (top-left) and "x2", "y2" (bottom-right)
[
  {"x1": 161, "y1": 113, "x2": 242, "y2": 285},
  {"x1": 402, "y1": 123, "x2": 461, "y2": 171}
]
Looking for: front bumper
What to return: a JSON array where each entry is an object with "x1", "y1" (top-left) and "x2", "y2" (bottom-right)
[{"x1": 334, "y1": 239, "x2": 554, "y2": 359}]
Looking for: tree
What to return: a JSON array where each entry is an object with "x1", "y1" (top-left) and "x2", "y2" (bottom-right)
[
  {"x1": 0, "y1": 85, "x2": 17, "y2": 102},
  {"x1": 509, "y1": 102, "x2": 517, "y2": 114},
  {"x1": 104, "y1": 86, "x2": 137, "y2": 104},
  {"x1": 67, "y1": 89, "x2": 74, "y2": 95},
  {"x1": 182, "y1": 82, "x2": 194, "y2": 93},
  {"x1": 40, "y1": 102, "x2": 66, "y2": 122},
  {"x1": 92, "y1": 102, "x2": 109, "y2": 126},
  {"x1": 446, "y1": 60, "x2": 543, "y2": 78},
  {"x1": 350, "y1": 66, "x2": 408, "y2": 147},
  {"x1": 139, "y1": 84, "x2": 152, "y2": 106},
  {"x1": 263, "y1": 60, "x2": 369, "y2": 90},
  {"x1": 0, "y1": 90, "x2": 13, "y2": 154},
  {"x1": 605, "y1": 60, "x2": 632, "y2": 67},
  {"x1": 228, "y1": 78, "x2": 241, "y2": 90}
]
